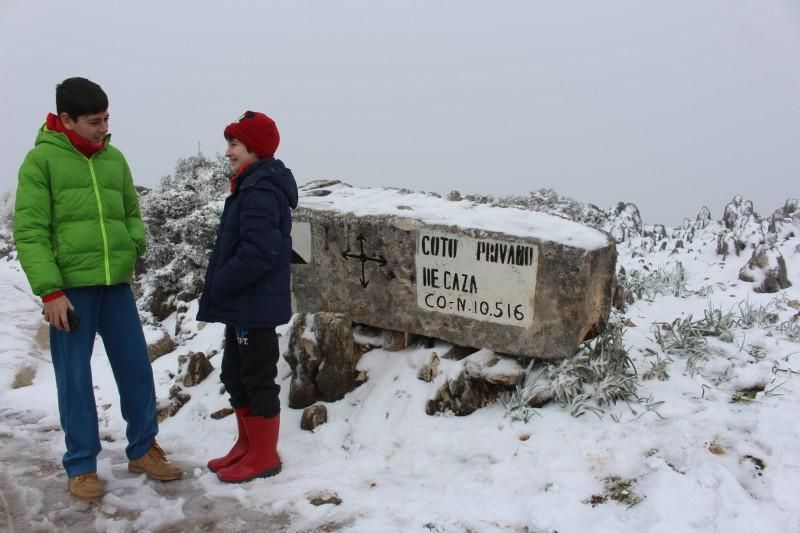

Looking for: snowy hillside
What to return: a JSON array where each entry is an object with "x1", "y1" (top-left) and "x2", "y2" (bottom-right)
[{"x1": 0, "y1": 169, "x2": 799, "y2": 531}]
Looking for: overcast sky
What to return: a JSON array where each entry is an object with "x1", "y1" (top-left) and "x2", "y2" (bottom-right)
[{"x1": 1, "y1": 1, "x2": 799, "y2": 225}]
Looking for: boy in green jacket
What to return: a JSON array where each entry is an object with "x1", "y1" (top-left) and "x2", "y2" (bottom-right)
[{"x1": 13, "y1": 77, "x2": 182, "y2": 501}]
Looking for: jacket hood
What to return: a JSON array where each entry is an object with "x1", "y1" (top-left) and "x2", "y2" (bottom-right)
[{"x1": 238, "y1": 157, "x2": 299, "y2": 209}]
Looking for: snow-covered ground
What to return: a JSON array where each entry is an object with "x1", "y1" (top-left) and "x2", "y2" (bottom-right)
[{"x1": 1, "y1": 197, "x2": 800, "y2": 532}]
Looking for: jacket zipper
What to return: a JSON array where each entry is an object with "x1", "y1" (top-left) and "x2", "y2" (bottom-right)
[{"x1": 87, "y1": 158, "x2": 112, "y2": 284}]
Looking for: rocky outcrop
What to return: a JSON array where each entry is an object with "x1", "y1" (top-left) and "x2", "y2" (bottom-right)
[
  {"x1": 723, "y1": 195, "x2": 756, "y2": 230},
  {"x1": 739, "y1": 245, "x2": 791, "y2": 293},
  {"x1": 715, "y1": 196, "x2": 770, "y2": 258},
  {"x1": 769, "y1": 198, "x2": 800, "y2": 235},
  {"x1": 695, "y1": 206, "x2": 712, "y2": 230},
  {"x1": 608, "y1": 202, "x2": 643, "y2": 243},
  {"x1": 716, "y1": 232, "x2": 745, "y2": 258}
]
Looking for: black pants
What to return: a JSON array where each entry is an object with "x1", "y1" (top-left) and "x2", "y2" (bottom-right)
[{"x1": 221, "y1": 326, "x2": 281, "y2": 418}]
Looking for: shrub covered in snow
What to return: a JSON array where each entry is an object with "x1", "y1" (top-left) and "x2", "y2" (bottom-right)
[
  {"x1": 138, "y1": 154, "x2": 231, "y2": 320},
  {"x1": 0, "y1": 191, "x2": 15, "y2": 259}
]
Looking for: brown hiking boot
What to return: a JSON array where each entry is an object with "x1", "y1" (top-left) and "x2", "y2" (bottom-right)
[
  {"x1": 128, "y1": 439, "x2": 183, "y2": 481},
  {"x1": 68, "y1": 472, "x2": 104, "y2": 501}
]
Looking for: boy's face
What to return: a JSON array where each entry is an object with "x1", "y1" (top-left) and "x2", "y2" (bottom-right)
[
  {"x1": 60, "y1": 110, "x2": 109, "y2": 146},
  {"x1": 225, "y1": 138, "x2": 258, "y2": 173}
]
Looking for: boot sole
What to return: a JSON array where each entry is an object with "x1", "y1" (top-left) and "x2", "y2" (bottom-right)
[
  {"x1": 128, "y1": 464, "x2": 183, "y2": 481},
  {"x1": 217, "y1": 463, "x2": 282, "y2": 484},
  {"x1": 70, "y1": 491, "x2": 104, "y2": 502}
]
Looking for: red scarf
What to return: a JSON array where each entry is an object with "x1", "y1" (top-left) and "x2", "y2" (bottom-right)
[
  {"x1": 45, "y1": 113, "x2": 105, "y2": 158},
  {"x1": 229, "y1": 162, "x2": 252, "y2": 192}
]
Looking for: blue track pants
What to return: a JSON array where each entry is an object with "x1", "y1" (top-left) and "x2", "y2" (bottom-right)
[{"x1": 49, "y1": 284, "x2": 157, "y2": 477}]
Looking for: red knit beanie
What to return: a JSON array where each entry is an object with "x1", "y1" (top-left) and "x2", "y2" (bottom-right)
[{"x1": 223, "y1": 111, "x2": 280, "y2": 158}]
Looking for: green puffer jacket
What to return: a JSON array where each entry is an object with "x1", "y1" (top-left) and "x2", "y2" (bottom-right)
[{"x1": 13, "y1": 125, "x2": 146, "y2": 297}]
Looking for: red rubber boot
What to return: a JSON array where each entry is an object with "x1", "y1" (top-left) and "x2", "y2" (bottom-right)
[
  {"x1": 217, "y1": 414, "x2": 281, "y2": 483},
  {"x1": 207, "y1": 406, "x2": 251, "y2": 472}
]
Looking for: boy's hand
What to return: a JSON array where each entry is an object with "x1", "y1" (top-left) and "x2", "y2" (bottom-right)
[{"x1": 43, "y1": 295, "x2": 75, "y2": 332}]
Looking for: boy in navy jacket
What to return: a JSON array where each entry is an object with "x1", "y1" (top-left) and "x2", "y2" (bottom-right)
[{"x1": 198, "y1": 111, "x2": 298, "y2": 483}]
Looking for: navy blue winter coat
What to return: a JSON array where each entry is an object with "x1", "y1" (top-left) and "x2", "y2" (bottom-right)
[{"x1": 197, "y1": 157, "x2": 298, "y2": 328}]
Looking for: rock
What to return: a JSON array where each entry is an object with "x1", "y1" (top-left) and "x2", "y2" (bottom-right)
[
  {"x1": 147, "y1": 330, "x2": 175, "y2": 362},
  {"x1": 353, "y1": 341, "x2": 375, "y2": 363},
  {"x1": 300, "y1": 404, "x2": 328, "y2": 431},
  {"x1": 146, "y1": 285, "x2": 176, "y2": 322},
  {"x1": 426, "y1": 370, "x2": 502, "y2": 416},
  {"x1": 720, "y1": 196, "x2": 766, "y2": 251},
  {"x1": 406, "y1": 333, "x2": 435, "y2": 348},
  {"x1": 11, "y1": 366, "x2": 36, "y2": 389},
  {"x1": 291, "y1": 185, "x2": 617, "y2": 359},
  {"x1": 425, "y1": 351, "x2": 529, "y2": 415},
  {"x1": 723, "y1": 195, "x2": 755, "y2": 229},
  {"x1": 382, "y1": 330, "x2": 407, "y2": 351},
  {"x1": 716, "y1": 232, "x2": 735, "y2": 258},
  {"x1": 285, "y1": 315, "x2": 321, "y2": 409},
  {"x1": 739, "y1": 244, "x2": 791, "y2": 293},
  {"x1": 285, "y1": 312, "x2": 358, "y2": 408},
  {"x1": 307, "y1": 491, "x2": 342, "y2": 506},
  {"x1": 769, "y1": 198, "x2": 800, "y2": 235},
  {"x1": 353, "y1": 324, "x2": 383, "y2": 357},
  {"x1": 210, "y1": 407, "x2": 234, "y2": 420},
  {"x1": 179, "y1": 352, "x2": 214, "y2": 387},
  {"x1": 173, "y1": 299, "x2": 193, "y2": 337},
  {"x1": 440, "y1": 345, "x2": 478, "y2": 360},
  {"x1": 609, "y1": 202, "x2": 643, "y2": 243},
  {"x1": 314, "y1": 315, "x2": 357, "y2": 402},
  {"x1": 417, "y1": 353, "x2": 441, "y2": 382},
  {"x1": 463, "y1": 350, "x2": 524, "y2": 387},
  {"x1": 612, "y1": 268, "x2": 635, "y2": 311},
  {"x1": 176, "y1": 290, "x2": 195, "y2": 302},
  {"x1": 156, "y1": 385, "x2": 190, "y2": 422},
  {"x1": 694, "y1": 206, "x2": 712, "y2": 229}
]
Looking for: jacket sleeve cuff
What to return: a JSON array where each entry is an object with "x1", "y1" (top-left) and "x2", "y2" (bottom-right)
[{"x1": 42, "y1": 290, "x2": 65, "y2": 303}]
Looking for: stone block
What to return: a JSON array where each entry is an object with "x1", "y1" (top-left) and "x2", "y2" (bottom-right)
[{"x1": 291, "y1": 184, "x2": 617, "y2": 359}]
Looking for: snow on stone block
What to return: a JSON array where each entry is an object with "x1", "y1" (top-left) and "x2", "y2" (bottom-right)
[{"x1": 291, "y1": 182, "x2": 617, "y2": 359}]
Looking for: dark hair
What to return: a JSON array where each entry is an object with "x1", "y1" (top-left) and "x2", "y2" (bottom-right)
[{"x1": 55, "y1": 77, "x2": 108, "y2": 118}]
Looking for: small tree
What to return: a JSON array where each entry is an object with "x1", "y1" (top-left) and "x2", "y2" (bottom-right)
[{"x1": 138, "y1": 154, "x2": 231, "y2": 320}]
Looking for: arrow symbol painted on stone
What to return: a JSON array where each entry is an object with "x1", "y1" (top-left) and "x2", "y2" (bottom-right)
[{"x1": 341, "y1": 234, "x2": 387, "y2": 288}]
